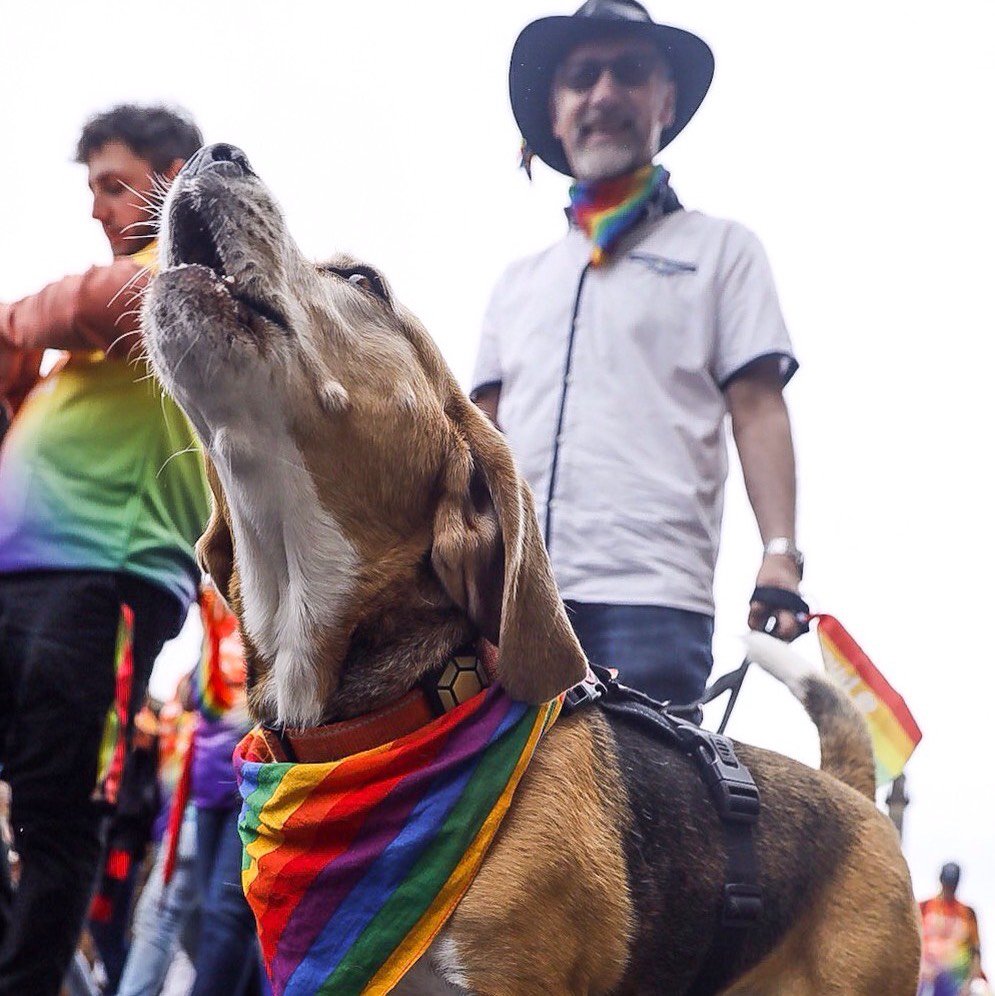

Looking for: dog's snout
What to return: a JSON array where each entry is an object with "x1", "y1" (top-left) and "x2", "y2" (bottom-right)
[
  {"x1": 182, "y1": 142, "x2": 256, "y2": 180},
  {"x1": 210, "y1": 143, "x2": 254, "y2": 173}
]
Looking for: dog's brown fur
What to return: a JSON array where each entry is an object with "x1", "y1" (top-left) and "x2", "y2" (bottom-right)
[{"x1": 143, "y1": 145, "x2": 920, "y2": 994}]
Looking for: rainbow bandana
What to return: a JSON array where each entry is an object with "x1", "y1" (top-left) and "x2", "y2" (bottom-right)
[
  {"x1": 234, "y1": 686, "x2": 561, "y2": 995},
  {"x1": 568, "y1": 163, "x2": 667, "y2": 266}
]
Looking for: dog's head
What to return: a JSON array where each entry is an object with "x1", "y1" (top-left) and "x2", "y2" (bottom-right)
[{"x1": 143, "y1": 143, "x2": 586, "y2": 726}]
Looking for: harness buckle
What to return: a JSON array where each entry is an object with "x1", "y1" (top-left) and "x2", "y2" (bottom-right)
[
  {"x1": 722, "y1": 883, "x2": 764, "y2": 927},
  {"x1": 693, "y1": 733, "x2": 761, "y2": 824},
  {"x1": 561, "y1": 666, "x2": 607, "y2": 715}
]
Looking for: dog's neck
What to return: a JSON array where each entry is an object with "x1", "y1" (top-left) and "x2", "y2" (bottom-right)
[
  {"x1": 328, "y1": 607, "x2": 476, "y2": 723},
  {"x1": 241, "y1": 553, "x2": 478, "y2": 726}
]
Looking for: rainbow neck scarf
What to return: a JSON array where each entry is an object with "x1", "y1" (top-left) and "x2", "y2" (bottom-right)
[
  {"x1": 568, "y1": 163, "x2": 668, "y2": 266},
  {"x1": 234, "y1": 686, "x2": 561, "y2": 995}
]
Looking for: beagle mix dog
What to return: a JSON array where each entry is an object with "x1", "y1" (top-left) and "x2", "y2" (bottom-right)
[{"x1": 143, "y1": 144, "x2": 920, "y2": 995}]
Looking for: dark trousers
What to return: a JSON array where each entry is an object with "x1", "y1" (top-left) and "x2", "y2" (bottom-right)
[
  {"x1": 564, "y1": 600, "x2": 714, "y2": 705},
  {"x1": 0, "y1": 570, "x2": 184, "y2": 996}
]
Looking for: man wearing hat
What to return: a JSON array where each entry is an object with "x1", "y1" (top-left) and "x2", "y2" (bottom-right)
[{"x1": 471, "y1": 0, "x2": 806, "y2": 705}]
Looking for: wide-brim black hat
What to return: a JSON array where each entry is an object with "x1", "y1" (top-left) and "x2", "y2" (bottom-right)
[{"x1": 510, "y1": 0, "x2": 714, "y2": 176}]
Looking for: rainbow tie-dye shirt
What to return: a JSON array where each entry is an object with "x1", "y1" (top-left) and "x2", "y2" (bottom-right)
[
  {"x1": 919, "y1": 896, "x2": 982, "y2": 992},
  {"x1": 0, "y1": 243, "x2": 209, "y2": 605}
]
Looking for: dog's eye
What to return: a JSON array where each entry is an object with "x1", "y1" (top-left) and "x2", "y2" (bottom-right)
[{"x1": 320, "y1": 264, "x2": 389, "y2": 303}]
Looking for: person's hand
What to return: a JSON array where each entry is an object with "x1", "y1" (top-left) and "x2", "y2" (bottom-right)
[{"x1": 749, "y1": 555, "x2": 806, "y2": 641}]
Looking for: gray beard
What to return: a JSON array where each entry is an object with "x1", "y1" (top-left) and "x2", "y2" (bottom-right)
[
  {"x1": 568, "y1": 117, "x2": 665, "y2": 181},
  {"x1": 570, "y1": 142, "x2": 643, "y2": 181}
]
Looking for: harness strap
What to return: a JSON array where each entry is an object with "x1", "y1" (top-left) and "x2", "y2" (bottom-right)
[{"x1": 564, "y1": 667, "x2": 764, "y2": 957}]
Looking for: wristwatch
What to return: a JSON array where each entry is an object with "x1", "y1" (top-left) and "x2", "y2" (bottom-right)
[{"x1": 763, "y1": 537, "x2": 804, "y2": 578}]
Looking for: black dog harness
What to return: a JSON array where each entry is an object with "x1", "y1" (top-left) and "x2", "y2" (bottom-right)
[{"x1": 562, "y1": 666, "x2": 764, "y2": 953}]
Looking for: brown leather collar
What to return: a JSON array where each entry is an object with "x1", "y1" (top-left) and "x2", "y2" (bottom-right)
[{"x1": 260, "y1": 641, "x2": 499, "y2": 764}]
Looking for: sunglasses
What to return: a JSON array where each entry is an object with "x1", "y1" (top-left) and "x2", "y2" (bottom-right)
[{"x1": 558, "y1": 53, "x2": 660, "y2": 93}]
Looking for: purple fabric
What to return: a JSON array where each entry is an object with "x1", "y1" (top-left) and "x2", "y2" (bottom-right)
[{"x1": 191, "y1": 716, "x2": 244, "y2": 810}]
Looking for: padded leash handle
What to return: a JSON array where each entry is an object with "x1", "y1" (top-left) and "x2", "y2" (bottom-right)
[
  {"x1": 750, "y1": 586, "x2": 811, "y2": 636},
  {"x1": 696, "y1": 593, "x2": 809, "y2": 735}
]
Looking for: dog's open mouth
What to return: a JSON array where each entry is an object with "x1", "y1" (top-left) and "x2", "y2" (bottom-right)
[{"x1": 168, "y1": 194, "x2": 290, "y2": 334}]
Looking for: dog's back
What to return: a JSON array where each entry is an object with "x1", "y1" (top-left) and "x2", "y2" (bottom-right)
[{"x1": 446, "y1": 632, "x2": 919, "y2": 995}]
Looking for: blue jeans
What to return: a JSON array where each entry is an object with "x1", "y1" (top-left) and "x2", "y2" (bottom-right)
[
  {"x1": 191, "y1": 806, "x2": 264, "y2": 996},
  {"x1": 564, "y1": 601, "x2": 713, "y2": 705},
  {"x1": 117, "y1": 804, "x2": 200, "y2": 996},
  {"x1": 918, "y1": 973, "x2": 965, "y2": 996}
]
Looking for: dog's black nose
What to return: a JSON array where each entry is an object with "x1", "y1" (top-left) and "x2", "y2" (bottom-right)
[{"x1": 181, "y1": 142, "x2": 256, "y2": 180}]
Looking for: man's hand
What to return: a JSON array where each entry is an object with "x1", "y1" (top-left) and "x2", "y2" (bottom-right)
[{"x1": 749, "y1": 554, "x2": 805, "y2": 641}]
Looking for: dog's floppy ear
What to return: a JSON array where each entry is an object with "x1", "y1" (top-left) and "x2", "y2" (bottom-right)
[
  {"x1": 196, "y1": 458, "x2": 235, "y2": 604},
  {"x1": 432, "y1": 397, "x2": 586, "y2": 703}
]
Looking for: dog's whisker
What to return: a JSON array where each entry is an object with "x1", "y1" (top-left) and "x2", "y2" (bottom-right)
[
  {"x1": 112, "y1": 312, "x2": 143, "y2": 334},
  {"x1": 124, "y1": 289, "x2": 149, "y2": 310},
  {"x1": 156, "y1": 445, "x2": 200, "y2": 478},
  {"x1": 126, "y1": 341, "x2": 148, "y2": 366},
  {"x1": 121, "y1": 180, "x2": 162, "y2": 208},
  {"x1": 121, "y1": 218, "x2": 159, "y2": 233},
  {"x1": 105, "y1": 328, "x2": 141, "y2": 354},
  {"x1": 106, "y1": 265, "x2": 151, "y2": 309}
]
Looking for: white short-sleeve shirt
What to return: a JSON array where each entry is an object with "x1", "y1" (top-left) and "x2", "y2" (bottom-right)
[{"x1": 472, "y1": 207, "x2": 797, "y2": 615}]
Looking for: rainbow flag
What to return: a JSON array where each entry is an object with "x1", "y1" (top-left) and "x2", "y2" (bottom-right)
[
  {"x1": 812, "y1": 614, "x2": 922, "y2": 786},
  {"x1": 195, "y1": 584, "x2": 245, "y2": 720},
  {"x1": 93, "y1": 603, "x2": 135, "y2": 805},
  {"x1": 234, "y1": 686, "x2": 561, "y2": 995}
]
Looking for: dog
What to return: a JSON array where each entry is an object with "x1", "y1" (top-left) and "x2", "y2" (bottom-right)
[{"x1": 143, "y1": 143, "x2": 921, "y2": 995}]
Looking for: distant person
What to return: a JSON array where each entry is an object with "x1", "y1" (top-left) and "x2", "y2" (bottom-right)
[
  {"x1": 185, "y1": 584, "x2": 265, "y2": 996},
  {"x1": 0, "y1": 104, "x2": 210, "y2": 995},
  {"x1": 85, "y1": 701, "x2": 162, "y2": 992},
  {"x1": 116, "y1": 685, "x2": 200, "y2": 996},
  {"x1": 919, "y1": 862, "x2": 986, "y2": 996},
  {"x1": 472, "y1": 0, "x2": 805, "y2": 704}
]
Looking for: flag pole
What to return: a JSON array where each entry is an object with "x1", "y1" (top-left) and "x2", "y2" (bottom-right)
[{"x1": 886, "y1": 773, "x2": 909, "y2": 841}]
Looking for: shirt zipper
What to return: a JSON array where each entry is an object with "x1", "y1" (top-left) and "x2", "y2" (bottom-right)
[{"x1": 543, "y1": 261, "x2": 591, "y2": 552}]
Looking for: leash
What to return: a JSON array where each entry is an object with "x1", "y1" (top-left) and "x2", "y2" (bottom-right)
[{"x1": 691, "y1": 587, "x2": 812, "y2": 735}]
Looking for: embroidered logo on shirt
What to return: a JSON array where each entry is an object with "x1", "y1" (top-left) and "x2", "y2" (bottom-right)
[{"x1": 627, "y1": 253, "x2": 698, "y2": 276}]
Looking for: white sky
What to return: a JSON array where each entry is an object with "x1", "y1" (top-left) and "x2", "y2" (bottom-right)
[{"x1": 3, "y1": 0, "x2": 994, "y2": 950}]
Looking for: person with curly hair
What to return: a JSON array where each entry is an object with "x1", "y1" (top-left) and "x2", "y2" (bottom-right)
[{"x1": 0, "y1": 104, "x2": 210, "y2": 995}]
